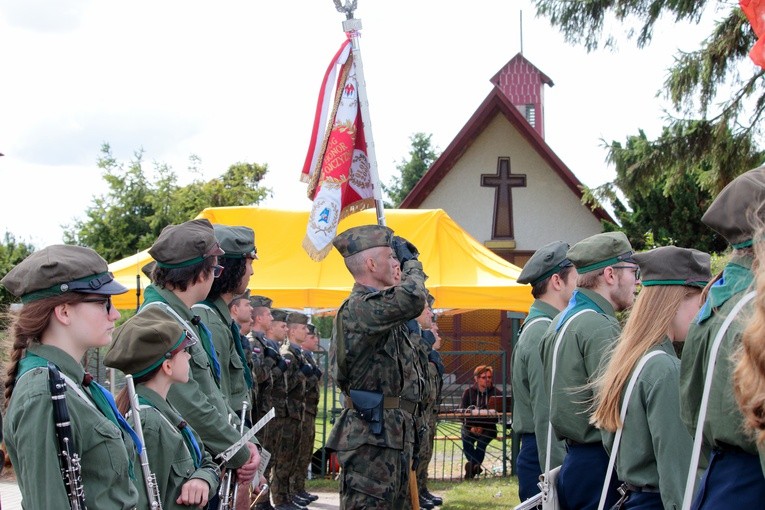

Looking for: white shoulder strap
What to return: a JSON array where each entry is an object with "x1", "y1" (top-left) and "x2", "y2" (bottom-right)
[
  {"x1": 544, "y1": 309, "x2": 597, "y2": 474},
  {"x1": 681, "y1": 290, "x2": 757, "y2": 510},
  {"x1": 191, "y1": 303, "x2": 214, "y2": 313},
  {"x1": 521, "y1": 316, "x2": 552, "y2": 336},
  {"x1": 142, "y1": 301, "x2": 201, "y2": 344},
  {"x1": 597, "y1": 350, "x2": 666, "y2": 510}
]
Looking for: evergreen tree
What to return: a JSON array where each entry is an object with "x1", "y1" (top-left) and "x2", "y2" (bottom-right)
[{"x1": 384, "y1": 133, "x2": 439, "y2": 207}]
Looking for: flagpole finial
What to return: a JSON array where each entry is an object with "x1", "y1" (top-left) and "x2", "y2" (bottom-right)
[{"x1": 333, "y1": 0, "x2": 357, "y2": 20}]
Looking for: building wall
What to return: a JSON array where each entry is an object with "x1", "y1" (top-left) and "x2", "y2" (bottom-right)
[{"x1": 419, "y1": 114, "x2": 602, "y2": 251}]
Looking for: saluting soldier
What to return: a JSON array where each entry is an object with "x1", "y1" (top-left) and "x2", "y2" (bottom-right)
[
  {"x1": 592, "y1": 246, "x2": 710, "y2": 509},
  {"x1": 326, "y1": 225, "x2": 427, "y2": 509},
  {"x1": 107, "y1": 307, "x2": 221, "y2": 509},
  {"x1": 680, "y1": 167, "x2": 765, "y2": 508},
  {"x1": 1, "y1": 245, "x2": 141, "y2": 509},
  {"x1": 512, "y1": 241, "x2": 575, "y2": 502},
  {"x1": 539, "y1": 231, "x2": 640, "y2": 509}
]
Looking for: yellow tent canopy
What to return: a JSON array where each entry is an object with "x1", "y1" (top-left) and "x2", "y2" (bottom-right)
[{"x1": 108, "y1": 207, "x2": 532, "y2": 312}]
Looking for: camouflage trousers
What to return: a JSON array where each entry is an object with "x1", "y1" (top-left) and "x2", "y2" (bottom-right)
[
  {"x1": 271, "y1": 415, "x2": 303, "y2": 505},
  {"x1": 337, "y1": 443, "x2": 414, "y2": 510},
  {"x1": 416, "y1": 409, "x2": 437, "y2": 490},
  {"x1": 289, "y1": 411, "x2": 316, "y2": 495}
]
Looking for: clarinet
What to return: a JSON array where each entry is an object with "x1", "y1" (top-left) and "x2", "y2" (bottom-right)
[
  {"x1": 47, "y1": 362, "x2": 87, "y2": 510},
  {"x1": 220, "y1": 401, "x2": 249, "y2": 510},
  {"x1": 125, "y1": 375, "x2": 163, "y2": 509}
]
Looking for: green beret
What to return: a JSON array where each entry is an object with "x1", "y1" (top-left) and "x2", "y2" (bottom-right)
[
  {"x1": 518, "y1": 241, "x2": 572, "y2": 285},
  {"x1": 250, "y1": 295, "x2": 272, "y2": 309},
  {"x1": 306, "y1": 324, "x2": 317, "y2": 335},
  {"x1": 105, "y1": 307, "x2": 196, "y2": 378},
  {"x1": 287, "y1": 312, "x2": 309, "y2": 325},
  {"x1": 332, "y1": 225, "x2": 394, "y2": 258},
  {"x1": 271, "y1": 309, "x2": 289, "y2": 322},
  {"x1": 1, "y1": 245, "x2": 128, "y2": 303},
  {"x1": 213, "y1": 224, "x2": 257, "y2": 259},
  {"x1": 633, "y1": 246, "x2": 711, "y2": 288},
  {"x1": 702, "y1": 166, "x2": 765, "y2": 248},
  {"x1": 149, "y1": 219, "x2": 225, "y2": 269},
  {"x1": 567, "y1": 232, "x2": 635, "y2": 274}
]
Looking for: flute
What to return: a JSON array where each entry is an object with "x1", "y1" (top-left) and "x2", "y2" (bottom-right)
[
  {"x1": 125, "y1": 375, "x2": 163, "y2": 509},
  {"x1": 48, "y1": 362, "x2": 87, "y2": 510}
]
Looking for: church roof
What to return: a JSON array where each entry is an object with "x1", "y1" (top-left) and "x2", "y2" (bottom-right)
[{"x1": 399, "y1": 86, "x2": 614, "y2": 225}]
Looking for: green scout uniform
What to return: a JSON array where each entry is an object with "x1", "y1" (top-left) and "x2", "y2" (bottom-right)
[
  {"x1": 5, "y1": 344, "x2": 140, "y2": 509},
  {"x1": 142, "y1": 285, "x2": 252, "y2": 468},
  {"x1": 193, "y1": 297, "x2": 252, "y2": 414},
  {"x1": 512, "y1": 299, "x2": 566, "y2": 469},
  {"x1": 540, "y1": 288, "x2": 621, "y2": 444},
  {"x1": 602, "y1": 338, "x2": 692, "y2": 509},
  {"x1": 291, "y1": 348, "x2": 321, "y2": 496},
  {"x1": 132, "y1": 386, "x2": 221, "y2": 510}
]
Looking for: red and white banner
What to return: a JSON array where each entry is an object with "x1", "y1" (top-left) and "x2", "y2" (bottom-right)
[
  {"x1": 301, "y1": 40, "x2": 375, "y2": 261},
  {"x1": 741, "y1": 0, "x2": 765, "y2": 68}
]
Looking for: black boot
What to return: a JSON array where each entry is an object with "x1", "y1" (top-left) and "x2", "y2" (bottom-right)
[
  {"x1": 419, "y1": 493, "x2": 435, "y2": 509},
  {"x1": 423, "y1": 488, "x2": 443, "y2": 506}
]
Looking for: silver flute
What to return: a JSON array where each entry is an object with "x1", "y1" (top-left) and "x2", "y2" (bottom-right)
[
  {"x1": 125, "y1": 375, "x2": 163, "y2": 509},
  {"x1": 220, "y1": 401, "x2": 249, "y2": 510}
]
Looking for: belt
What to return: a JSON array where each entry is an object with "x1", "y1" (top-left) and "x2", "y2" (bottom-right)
[
  {"x1": 346, "y1": 396, "x2": 418, "y2": 415},
  {"x1": 622, "y1": 482, "x2": 659, "y2": 494}
]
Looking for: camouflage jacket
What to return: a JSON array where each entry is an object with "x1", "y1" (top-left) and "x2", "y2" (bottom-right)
[
  {"x1": 302, "y1": 349, "x2": 321, "y2": 416},
  {"x1": 281, "y1": 341, "x2": 307, "y2": 421},
  {"x1": 326, "y1": 259, "x2": 427, "y2": 451}
]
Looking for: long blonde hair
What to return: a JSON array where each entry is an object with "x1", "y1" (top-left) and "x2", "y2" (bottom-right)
[{"x1": 591, "y1": 285, "x2": 700, "y2": 432}]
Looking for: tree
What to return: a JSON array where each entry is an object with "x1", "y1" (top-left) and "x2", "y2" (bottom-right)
[
  {"x1": 384, "y1": 133, "x2": 439, "y2": 207},
  {"x1": 0, "y1": 232, "x2": 35, "y2": 317},
  {"x1": 534, "y1": 0, "x2": 765, "y2": 192},
  {"x1": 64, "y1": 144, "x2": 272, "y2": 262}
]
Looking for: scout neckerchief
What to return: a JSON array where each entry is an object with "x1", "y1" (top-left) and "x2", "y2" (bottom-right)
[
  {"x1": 229, "y1": 320, "x2": 254, "y2": 389},
  {"x1": 696, "y1": 260, "x2": 753, "y2": 322},
  {"x1": 137, "y1": 394, "x2": 203, "y2": 468},
  {"x1": 555, "y1": 290, "x2": 607, "y2": 331}
]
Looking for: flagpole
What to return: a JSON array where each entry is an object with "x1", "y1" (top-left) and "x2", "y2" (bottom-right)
[{"x1": 335, "y1": 1, "x2": 386, "y2": 227}]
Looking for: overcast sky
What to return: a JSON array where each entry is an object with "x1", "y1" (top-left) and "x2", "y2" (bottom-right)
[{"x1": 0, "y1": 0, "x2": 725, "y2": 251}]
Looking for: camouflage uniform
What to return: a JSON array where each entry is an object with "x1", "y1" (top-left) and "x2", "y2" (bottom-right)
[
  {"x1": 263, "y1": 336, "x2": 288, "y2": 483},
  {"x1": 418, "y1": 330, "x2": 443, "y2": 494},
  {"x1": 327, "y1": 256, "x2": 428, "y2": 510},
  {"x1": 408, "y1": 321, "x2": 433, "y2": 492},
  {"x1": 290, "y1": 349, "x2": 321, "y2": 497}
]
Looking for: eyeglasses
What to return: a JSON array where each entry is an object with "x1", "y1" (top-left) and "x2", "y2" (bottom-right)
[
  {"x1": 81, "y1": 296, "x2": 113, "y2": 314},
  {"x1": 212, "y1": 265, "x2": 224, "y2": 278},
  {"x1": 613, "y1": 265, "x2": 641, "y2": 280}
]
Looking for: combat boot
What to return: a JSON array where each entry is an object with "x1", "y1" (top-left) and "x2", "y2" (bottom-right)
[
  {"x1": 297, "y1": 490, "x2": 319, "y2": 502},
  {"x1": 423, "y1": 488, "x2": 443, "y2": 506},
  {"x1": 419, "y1": 494, "x2": 435, "y2": 509},
  {"x1": 292, "y1": 493, "x2": 311, "y2": 506}
]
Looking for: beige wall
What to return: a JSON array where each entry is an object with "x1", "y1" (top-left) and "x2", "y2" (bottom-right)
[{"x1": 419, "y1": 114, "x2": 603, "y2": 251}]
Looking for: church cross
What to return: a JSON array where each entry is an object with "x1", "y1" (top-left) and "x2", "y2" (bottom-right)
[{"x1": 480, "y1": 157, "x2": 526, "y2": 239}]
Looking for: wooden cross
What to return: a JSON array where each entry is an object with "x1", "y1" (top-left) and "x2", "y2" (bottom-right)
[{"x1": 480, "y1": 157, "x2": 526, "y2": 239}]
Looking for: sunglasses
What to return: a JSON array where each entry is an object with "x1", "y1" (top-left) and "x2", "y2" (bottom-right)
[
  {"x1": 212, "y1": 265, "x2": 224, "y2": 278},
  {"x1": 81, "y1": 296, "x2": 113, "y2": 314},
  {"x1": 613, "y1": 265, "x2": 641, "y2": 280}
]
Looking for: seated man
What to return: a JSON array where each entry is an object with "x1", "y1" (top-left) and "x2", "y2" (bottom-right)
[{"x1": 461, "y1": 365, "x2": 502, "y2": 479}]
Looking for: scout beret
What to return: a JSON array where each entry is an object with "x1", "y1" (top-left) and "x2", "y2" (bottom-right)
[
  {"x1": 567, "y1": 232, "x2": 635, "y2": 274},
  {"x1": 287, "y1": 312, "x2": 309, "y2": 325},
  {"x1": 271, "y1": 309, "x2": 289, "y2": 322},
  {"x1": 213, "y1": 224, "x2": 257, "y2": 259},
  {"x1": 702, "y1": 166, "x2": 765, "y2": 248},
  {"x1": 307, "y1": 324, "x2": 317, "y2": 335},
  {"x1": 250, "y1": 295, "x2": 272, "y2": 309},
  {"x1": 332, "y1": 225, "x2": 394, "y2": 258},
  {"x1": 633, "y1": 246, "x2": 711, "y2": 288},
  {"x1": 518, "y1": 241, "x2": 572, "y2": 285},
  {"x1": 1, "y1": 245, "x2": 128, "y2": 303},
  {"x1": 105, "y1": 307, "x2": 196, "y2": 378},
  {"x1": 141, "y1": 261, "x2": 156, "y2": 279},
  {"x1": 149, "y1": 219, "x2": 225, "y2": 268}
]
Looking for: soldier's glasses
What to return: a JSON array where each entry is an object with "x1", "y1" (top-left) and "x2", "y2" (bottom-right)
[
  {"x1": 212, "y1": 265, "x2": 224, "y2": 278},
  {"x1": 613, "y1": 265, "x2": 641, "y2": 280},
  {"x1": 81, "y1": 297, "x2": 113, "y2": 314}
]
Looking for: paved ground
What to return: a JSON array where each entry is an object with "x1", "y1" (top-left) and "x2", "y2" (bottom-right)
[{"x1": 0, "y1": 478, "x2": 340, "y2": 509}]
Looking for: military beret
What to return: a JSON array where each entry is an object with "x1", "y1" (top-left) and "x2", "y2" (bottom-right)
[
  {"x1": 271, "y1": 309, "x2": 289, "y2": 322},
  {"x1": 567, "y1": 232, "x2": 635, "y2": 274},
  {"x1": 250, "y1": 295, "x2": 272, "y2": 309},
  {"x1": 518, "y1": 241, "x2": 572, "y2": 285},
  {"x1": 213, "y1": 224, "x2": 257, "y2": 259},
  {"x1": 141, "y1": 261, "x2": 156, "y2": 279},
  {"x1": 633, "y1": 246, "x2": 711, "y2": 288},
  {"x1": 332, "y1": 225, "x2": 394, "y2": 258},
  {"x1": 702, "y1": 166, "x2": 765, "y2": 248},
  {"x1": 306, "y1": 324, "x2": 317, "y2": 335},
  {"x1": 105, "y1": 307, "x2": 196, "y2": 378},
  {"x1": 149, "y1": 219, "x2": 225, "y2": 268},
  {"x1": 426, "y1": 292, "x2": 435, "y2": 308},
  {"x1": 1, "y1": 245, "x2": 128, "y2": 303},
  {"x1": 231, "y1": 289, "x2": 250, "y2": 303},
  {"x1": 287, "y1": 312, "x2": 309, "y2": 325}
]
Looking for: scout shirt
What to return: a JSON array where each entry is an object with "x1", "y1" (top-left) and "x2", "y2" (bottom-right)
[
  {"x1": 511, "y1": 299, "x2": 566, "y2": 469},
  {"x1": 601, "y1": 338, "x2": 691, "y2": 509},
  {"x1": 326, "y1": 258, "x2": 427, "y2": 452},
  {"x1": 539, "y1": 288, "x2": 621, "y2": 444},
  {"x1": 280, "y1": 341, "x2": 307, "y2": 422},
  {"x1": 141, "y1": 285, "x2": 251, "y2": 468},
  {"x1": 4, "y1": 344, "x2": 139, "y2": 509},
  {"x1": 132, "y1": 385, "x2": 220, "y2": 510},
  {"x1": 193, "y1": 297, "x2": 252, "y2": 414},
  {"x1": 680, "y1": 254, "x2": 758, "y2": 462}
]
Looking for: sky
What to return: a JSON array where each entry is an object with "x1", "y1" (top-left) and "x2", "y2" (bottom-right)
[{"x1": 0, "y1": 0, "x2": 725, "y2": 251}]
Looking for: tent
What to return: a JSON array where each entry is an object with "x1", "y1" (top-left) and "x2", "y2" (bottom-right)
[{"x1": 108, "y1": 207, "x2": 533, "y2": 312}]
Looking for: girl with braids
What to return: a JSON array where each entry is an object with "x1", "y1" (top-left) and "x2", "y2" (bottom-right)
[
  {"x1": 591, "y1": 246, "x2": 711, "y2": 509},
  {"x1": 105, "y1": 307, "x2": 220, "y2": 509},
  {"x1": 0, "y1": 244, "x2": 140, "y2": 509}
]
